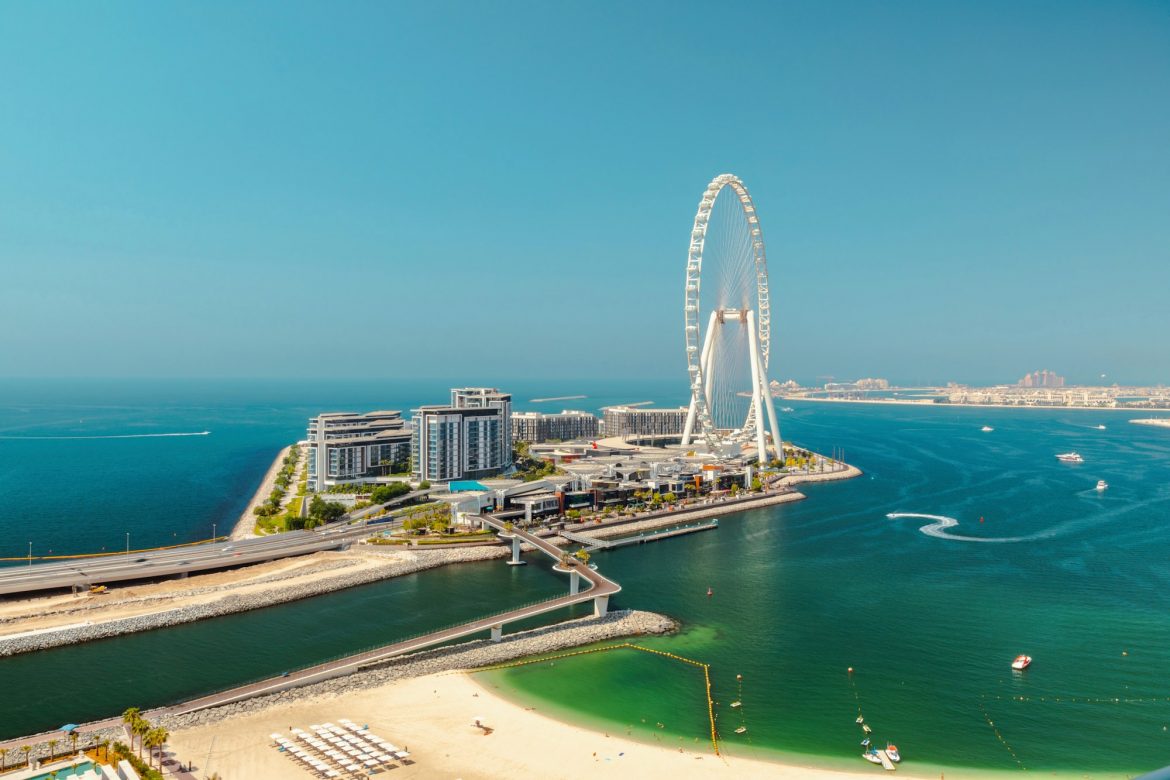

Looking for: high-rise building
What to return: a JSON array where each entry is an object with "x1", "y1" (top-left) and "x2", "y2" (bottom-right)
[
  {"x1": 307, "y1": 411, "x2": 412, "y2": 491},
  {"x1": 512, "y1": 410, "x2": 600, "y2": 443},
  {"x1": 1018, "y1": 370, "x2": 1065, "y2": 388},
  {"x1": 411, "y1": 388, "x2": 513, "y2": 482},
  {"x1": 601, "y1": 406, "x2": 689, "y2": 438}
]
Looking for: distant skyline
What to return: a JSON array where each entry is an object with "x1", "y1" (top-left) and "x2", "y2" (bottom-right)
[{"x1": 1, "y1": 2, "x2": 1168, "y2": 385}]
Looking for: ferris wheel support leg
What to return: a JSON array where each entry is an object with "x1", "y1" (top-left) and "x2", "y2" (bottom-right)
[
  {"x1": 746, "y1": 310, "x2": 768, "y2": 464},
  {"x1": 683, "y1": 311, "x2": 719, "y2": 447},
  {"x1": 702, "y1": 316, "x2": 717, "y2": 415},
  {"x1": 756, "y1": 340, "x2": 783, "y2": 461}
]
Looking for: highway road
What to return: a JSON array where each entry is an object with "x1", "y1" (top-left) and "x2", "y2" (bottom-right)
[{"x1": 0, "y1": 524, "x2": 380, "y2": 597}]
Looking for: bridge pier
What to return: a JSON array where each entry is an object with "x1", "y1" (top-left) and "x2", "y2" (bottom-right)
[
  {"x1": 593, "y1": 594, "x2": 609, "y2": 617},
  {"x1": 506, "y1": 535, "x2": 526, "y2": 566},
  {"x1": 491, "y1": 624, "x2": 503, "y2": 642},
  {"x1": 569, "y1": 570, "x2": 580, "y2": 596}
]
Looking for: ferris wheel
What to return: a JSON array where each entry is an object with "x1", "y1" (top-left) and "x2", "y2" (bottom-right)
[{"x1": 680, "y1": 173, "x2": 782, "y2": 462}]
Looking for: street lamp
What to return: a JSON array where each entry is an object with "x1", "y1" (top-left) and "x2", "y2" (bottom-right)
[
  {"x1": 28, "y1": 541, "x2": 32, "y2": 567},
  {"x1": 125, "y1": 532, "x2": 130, "y2": 557},
  {"x1": 212, "y1": 523, "x2": 217, "y2": 542}
]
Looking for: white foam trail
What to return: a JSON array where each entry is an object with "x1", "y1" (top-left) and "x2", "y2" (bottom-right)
[
  {"x1": 885, "y1": 512, "x2": 1044, "y2": 543},
  {"x1": 0, "y1": 431, "x2": 210, "y2": 440}
]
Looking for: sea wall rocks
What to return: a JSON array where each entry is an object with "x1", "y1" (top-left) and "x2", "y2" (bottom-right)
[
  {"x1": 0, "y1": 547, "x2": 509, "y2": 658},
  {"x1": 159, "y1": 609, "x2": 677, "y2": 731}
]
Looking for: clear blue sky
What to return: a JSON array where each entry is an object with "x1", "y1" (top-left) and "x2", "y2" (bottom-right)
[{"x1": 1, "y1": 1, "x2": 1167, "y2": 385}]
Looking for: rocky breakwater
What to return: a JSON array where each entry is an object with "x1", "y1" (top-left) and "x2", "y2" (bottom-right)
[
  {"x1": 0, "y1": 546, "x2": 509, "y2": 658},
  {"x1": 159, "y1": 609, "x2": 676, "y2": 730}
]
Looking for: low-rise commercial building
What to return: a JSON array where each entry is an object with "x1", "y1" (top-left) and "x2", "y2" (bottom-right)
[
  {"x1": 512, "y1": 410, "x2": 600, "y2": 443},
  {"x1": 307, "y1": 411, "x2": 412, "y2": 491}
]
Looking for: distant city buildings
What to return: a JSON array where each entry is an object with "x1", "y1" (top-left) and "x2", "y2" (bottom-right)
[
  {"x1": 1019, "y1": 370, "x2": 1065, "y2": 388},
  {"x1": 412, "y1": 388, "x2": 513, "y2": 483},
  {"x1": 601, "y1": 406, "x2": 689, "y2": 438},
  {"x1": 307, "y1": 411, "x2": 412, "y2": 491},
  {"x1": 512, "y1": 410, "x2": 600, "y2": 443}
]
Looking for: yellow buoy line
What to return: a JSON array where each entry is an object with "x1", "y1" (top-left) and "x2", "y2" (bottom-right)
[
  {"x1": 473, "y1": 642, "x2": 721, "y2": 756},
  {"x1": 979, "y1": 701, "x2": 1026, "y2": 770}
]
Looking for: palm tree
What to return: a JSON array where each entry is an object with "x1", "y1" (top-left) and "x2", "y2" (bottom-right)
[
  {"x1": 19, "y1": 745, "x2": 30, "y2": 767},
  {"x1": 132, "y1": 718, "x2": 149, "y2": 760},
  {"x1": 145, "y1": 726, "x2": 169, "y2": 769},
  {"x1": 69, "y1": 730, "x2": 78, "y2": 755},
  {"x1": 0, "y1": 747, "x2": 8, "y2": 770},
  {"x1": 121, "y1": 707, "x2": 141, "y2": 751},
  {"x1": 47, "y1": 738, "x2": 59, "y2": 761}
]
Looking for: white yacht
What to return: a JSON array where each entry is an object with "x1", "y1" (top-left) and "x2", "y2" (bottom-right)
[
  {"x1": 1096, "y1": 480, "x2": 1108, "y2": 491},
  {"x1": 981, "y1": 425, "x2": 994, "y2": 432},
  {"x1": 1056, "y1": 452, "x2": 1084, "y2": 463}
]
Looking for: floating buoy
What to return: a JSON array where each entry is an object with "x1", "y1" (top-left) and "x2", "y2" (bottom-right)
[
  {"x1": 707, "y1": 587, "x2": 713, "y2": 597},
  {"x1": 847, "y1": 667, "x2": 854, "y2": 674},
  {"x1": 980, "y1": 516, "x2": 985, "y2": 523},
  {"x1": 736, "y1": 673, "x2": 743, "y2": 681}
]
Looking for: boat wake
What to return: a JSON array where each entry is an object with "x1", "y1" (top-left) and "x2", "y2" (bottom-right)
[
  {"x1": 0, "y1": 431, "x2": 210, "y2": 440},
  {"x1": 885, "y1": 512, "x2": 1046, "y2": 543}
]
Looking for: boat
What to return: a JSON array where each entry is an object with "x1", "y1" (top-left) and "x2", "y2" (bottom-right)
[
  {"x1": 706, "y1": 587, "x2": 713, "y2": 597},
  {"x1": 1011, "y1": 654, "x2": 1032, "y2": 670},
  {"x1": 1096, "y1": 480, "x2": 1108, "y2": 491},
  {"x1": 855, "y1": 716, "x2": 864, "y2": 724},
  {"x1": 862, "y1": 724, "x2": 872, "y2": 734},
  {"x1": 863, "y1": 749, "x2": 883, "y2": 765},
  {"x1": 1096, "y1": 424, "x2": 1106, "y2": 430},
  {"x1": 886, "y1": 744, "x2": 901, "y2": 763},
  {"x1": 735, "y1": 726, "x2": 747, "y2": 734},
  {"x1": 780, "y1": 407, "x2": 794, "y2": 413},
  {"x1": 1056, "y1": 452, "x2": 1084, "y2": 463},
  {"x1": 730, "y1": 701, "x2": 742, "y2": 709},
  {"x1": 981, "y1": 425, "x2": 994, "y2": 432},
  {"x1": 860, "y1": 738, "x2": 871, "y2": 747}
]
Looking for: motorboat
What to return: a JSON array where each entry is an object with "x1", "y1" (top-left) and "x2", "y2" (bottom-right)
[
  {"x1": 730, "y1": 701, "x2": 742, "y2": 709},
  {"x1": 735, "y1": 726, "x2": 747, "y2": 734},
  {"x1": 1056, "y1": 452, "x2": 1084, "y2": 463},
  {"x1": 780, "y1": 407, "x2": 794, "y2": 413},
  {"x1": 1096, "y1": 480, "x2": 1108, "y2": 491},
  {"x1": 886, "y1": 744, "x2": 901, "y2": 763},
  {"x1": 863, "y1": 749, "x2": 883, "y2": 765},
  {"x1": 1095, "y1": 424, "x2": 1106, "y2": 430},
  {"x1": 862, "y1": 724, "x2": 872, "y2": 734},
  {"x1": 1011, "y1": 654, "x2": 1032, "y2": 671},
  {"x1": 981, "y1": 425, "x2": 994, "y2": 432}
]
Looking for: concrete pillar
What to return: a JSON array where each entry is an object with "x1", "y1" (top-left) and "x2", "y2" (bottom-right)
[
  {"x1": 525, "y1": 503, "x2": 533, "y2": 524},
  {"x1": 569, "y1": 570, "x2": 580, "y2": 595},
  {"x1": 491, "y1": 624, "x2": 503, "y2": 642},
  {"x1": 593, "y1": 595, "x2": 609, "y2": 617},
  {"x1": 506, "y1": 535, "x2": 526, "y2": 566}
]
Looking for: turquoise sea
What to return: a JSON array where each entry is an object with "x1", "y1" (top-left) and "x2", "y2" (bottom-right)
[{"x1": 2, "y1": 380, "x2": 1170, "y2": 776}]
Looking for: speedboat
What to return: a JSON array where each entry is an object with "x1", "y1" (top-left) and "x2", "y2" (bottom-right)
[
  {"x1": 863, "y1": 749, "x2": 883, "y2": 765},
  {"x1": 780, "y1": 407, "x2": 794, "y2": 413},
  {"x1": 981, "y1": 425, "x2": 994, "y2": 432},
  {"x1": 1011, "y1": 654, "x2": 1032, "y2": 670},
  {"x1": 886, "y1": 744, "x2": 901, "y2": 763},
  {"x1": 1096, "y1": 480, "x2": 1108, "y2": 491},
  {"x1": 730, "y1": 701, "x2": 742, "y2": 709},
  {"x1": 1056, "y1": 452, "x2": 1084, "y2": 463},
  {"x1": 735, "y1": 726, "x2": 747, "y2": 734},
  {"x1": 1095, "y1": 424, "x2": 1106, "y2": 430}
]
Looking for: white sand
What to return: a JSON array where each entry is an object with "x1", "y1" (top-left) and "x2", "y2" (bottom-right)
[{"x1": 166, "y1": 672, "x2": 950, "y2": 780}]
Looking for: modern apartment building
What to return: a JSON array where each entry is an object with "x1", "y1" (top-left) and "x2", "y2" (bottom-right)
[
  {"x1": 600, "y1": 406, "x2": 689, "y2": 438},
  {"x1": 512, "y1": 410, "x2": 600, "y2": 443},
  {"x1": 411, "y1": 388, "x2": 514, "y2": 482},
  {"x1": 307, "y1": 411, "x2": 412, "y2": 491}
]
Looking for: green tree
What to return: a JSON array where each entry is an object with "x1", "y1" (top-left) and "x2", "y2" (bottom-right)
[
  {"x1": 419, "y1": 480, "x2": 432, "y2": 490},
  {"x1": 0, "y1": 747, "x2": 8, "y2": 770},
  {"x1": 308, "y1": 495, "x2": 345, "y2": 525},
  {"x1": 750, "y1": 477, "x2": 763, "y2": 492},
  {"x1": 121, "y1": 709, "x2": 141, "y2": 753},
  {"x1": 47, "y1": 739, "x2": 59, "y2": 760},
  {"x1": 662, "y1": 492, "x2": 677, "y2": 504}
]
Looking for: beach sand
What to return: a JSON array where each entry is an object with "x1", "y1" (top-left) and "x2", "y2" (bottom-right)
[{"x1": 168, "y1": 672, "x2": 896, "y2": 780}]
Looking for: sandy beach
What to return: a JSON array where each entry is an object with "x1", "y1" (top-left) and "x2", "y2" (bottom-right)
[{"x1": 169, "y1": 671, "x2": 897, "y2": 780}]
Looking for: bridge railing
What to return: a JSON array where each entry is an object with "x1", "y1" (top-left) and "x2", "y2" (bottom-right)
[{"x1": 162, "y1": 590, "x2": 600, "y2": 709}]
